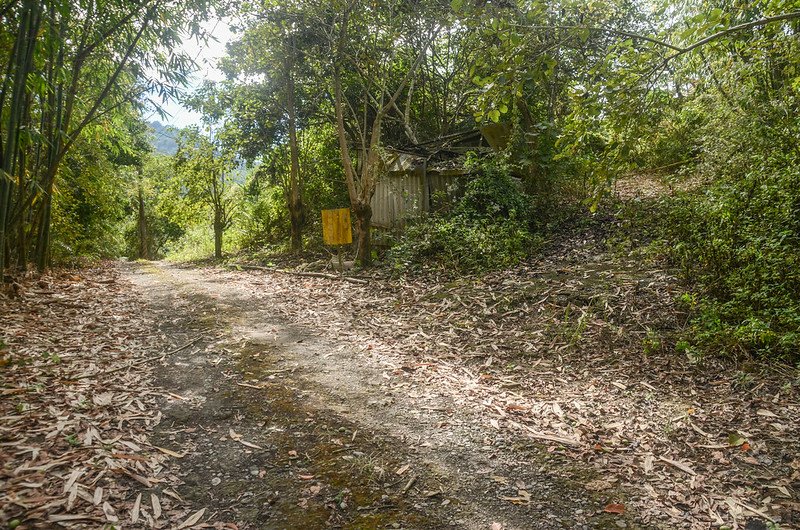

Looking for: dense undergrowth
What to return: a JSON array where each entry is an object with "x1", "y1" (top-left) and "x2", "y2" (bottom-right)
[
  {"x1": 610, "y1": 167, "x2": 800, "y2": 364},
  {"x1": 389, "y1": 161, "x2": 542, "y2": 273},
  {"x1": 656, "y1": 84, "x2": 799, "y2": 363},
  {"x1": 665, "y1": 172, "x2": 800, "y2": 362}
]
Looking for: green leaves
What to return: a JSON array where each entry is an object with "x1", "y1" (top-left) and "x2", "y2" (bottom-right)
[{"x1": 727, "y1": 433, "x2": 746, "y2": 447}]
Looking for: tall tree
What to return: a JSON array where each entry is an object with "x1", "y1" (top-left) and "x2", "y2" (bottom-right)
[
  {"x1": 219, "y1": 2, "x2": 321, "y2": 253},
  {"x1": 174, "y1": 126, "x2": 237, "y2": 259},
  {"x1": 327, "y1": 0, "x2": 443, "y2": 265}
]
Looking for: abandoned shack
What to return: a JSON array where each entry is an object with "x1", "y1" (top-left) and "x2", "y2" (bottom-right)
[{"x1": 371, "y1": 125, "x2": 508, "y2": 230}]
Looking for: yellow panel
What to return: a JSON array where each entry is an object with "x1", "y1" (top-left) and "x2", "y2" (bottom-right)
[{"x1": 321, "y1": 208, "x2": 353, "y2": 246}]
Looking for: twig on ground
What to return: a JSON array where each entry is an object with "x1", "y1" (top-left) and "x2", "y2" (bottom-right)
[
  {"x1": 401, "y1": 475, "x2": 417, "y2": 495},
  {"x1": 69, "y1": 336, "x2": 202, "y2": 381},
  {"x1": 230, "y1": 263, "x2": 369, "y2": 285}
]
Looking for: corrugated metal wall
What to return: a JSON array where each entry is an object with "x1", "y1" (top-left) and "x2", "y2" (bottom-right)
[{"x1": 371, "y1": 170, "x2": 461, "y2": 229}]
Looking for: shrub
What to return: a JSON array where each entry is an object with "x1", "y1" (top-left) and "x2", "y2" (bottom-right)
[
  {"x1": 51, "y1": 147, "x2": 127, "y2": 264},
  {"x1": 236, "y1": 186, "x2": 290, "y2": 251},
  {"x1": 634, "y1": 58, "x2": 800, "y2": 363},
  {"x1": 663, "y1": 165, "x2": 800, "y2": 362},
  {"x1": 389, "y1": 160, "x2": 539, "y2": 273},
  {"x1": 454, "y1": 160, "x2": 530, "y2": 221}
]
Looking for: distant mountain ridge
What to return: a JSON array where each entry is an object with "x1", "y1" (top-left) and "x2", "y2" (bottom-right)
[{"x1": 148, "y1": 121, "x2": 178, "y2": 155}]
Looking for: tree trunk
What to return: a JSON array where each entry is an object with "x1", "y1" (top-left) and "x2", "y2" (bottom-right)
[
  {"x1": 330, "y1": 13, "x2": 435, "y2": 268},
  {"x1": 16, "y1": 203, "x2": 26, "y2": 271},
  {"x1": 285, "y1": 39, "x2": 303, "y2": 253},
  {"x1": 289, "y1": 204, "x2": 303, "y2": 252},
  {"x1": 1, "y1": 0, "x2": 41, "y2": 276},
  {"x1": 16, "y1": 139, "x2": 27, "y2": 271},
  {"x1": 286, "y1": 81, "x2": 303, "y2": 252},
  {"x1": 213, "y1": 216, "x2": 223, "y2": 259},
  {"x1": 34, "y1": 189, "x2": 52, "y2": 272},
  {"x1": 353, "y1": 201, "x2": 372, "y2": 266},
  {"x1": 137, "y1": 184, "x2": 148, "y2": 259},
  {"x1": 34, "y1": 162, "x2": 58, "y2": 272}
]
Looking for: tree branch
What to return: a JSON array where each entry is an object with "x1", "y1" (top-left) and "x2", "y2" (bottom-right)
[
  {"x1": 513, "y1": 24, "x2": 681, "y2": 52},
  {"x1": 379, "y1": 26, "x2": 441, "y2": 119},
  {"x1": 515, "y1": 11, "x2": 800, "y2": 60},
  {"x1": 666, "y1": 11, "x2": 800, "y2": 60}
]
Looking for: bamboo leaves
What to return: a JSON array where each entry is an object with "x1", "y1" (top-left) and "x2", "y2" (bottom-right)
[{"x1": 0, "y1": 0, "x2": 211, "y2": 274}]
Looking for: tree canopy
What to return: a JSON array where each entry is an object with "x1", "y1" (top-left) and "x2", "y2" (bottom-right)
[{"x1": 2, "y1": 0, "x2": 799, "y2": 361}]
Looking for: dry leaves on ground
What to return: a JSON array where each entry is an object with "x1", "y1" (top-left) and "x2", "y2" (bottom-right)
[
  {"x1": 229, "y1": 225, "x2": 799, "y2": 529},
  {"x1": 0, "y1": 266, "x2": 214, "y2": 529}
]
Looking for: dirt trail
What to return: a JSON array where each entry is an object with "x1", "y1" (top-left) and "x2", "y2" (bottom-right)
[{"x1": 126, "y1": 261, "x2": 626, "y2": 530}]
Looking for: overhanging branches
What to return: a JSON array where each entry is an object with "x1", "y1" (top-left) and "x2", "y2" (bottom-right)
[{"x1": 517, "y1": 11, "x2": 800, "y2": 61}]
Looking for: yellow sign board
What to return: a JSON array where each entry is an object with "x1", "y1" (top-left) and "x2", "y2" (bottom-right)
[{"x1": 321, "y1": 208, "x2": 352, "y2": 246}]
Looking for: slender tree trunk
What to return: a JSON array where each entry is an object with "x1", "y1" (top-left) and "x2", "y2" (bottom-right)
[
  {"x1": 34, "y1": 170, "x2": 54, "y2": 271},
  {"x1": 285, "y1": 49, "x2": 303, "y2": 253},
  {"x1": 137, "y1": 184, "x2": 148, "y2": 259},
  {"x1": 332, "y1": 67, "x2": 378, "y2": 268},
  {"x1": 34, "y1": 201, "x2": 51, "y2": 270},
  {"x1": 1, "y1": 0, "x2": 40, "y2": 276},
  {"x1": 352, "y1": 118, "x2": 386, "y2": 268},
  {"x1": 353, "y1": 201, "x2": 372, "y2": 265},
  {"x1": 16, "y1": 204, "x2": 26, "y2": 270},
  {"x1": 213, "y1": 213, "x2": 223, "y2": 259},
  {"x1": 16, "y1": 134, "x2": 27, "y2": 270}
]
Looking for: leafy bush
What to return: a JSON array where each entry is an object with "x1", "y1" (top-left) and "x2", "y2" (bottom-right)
[
  {"x1": 236, "y1": 185, "x2": 290, "y2": 251},
  {"x1": 51, "y1": 142, "x2": 127, "y2": 264},
  {"x1": 390, "y1": 160, "x2": 539, "y2": 273},
  {"x1": 391, "y1": 216, "x2": 536, "y2": 273},
  {"x1": 652, "y1": 78, "x2": 800, "y2": 362},
  {"x1": 620, "y1": 39, "x2": 800, "y2": 364},
  {"x1": 166, "y1": 224, "x2": 242, "y2": 262},
  {"x1": 454, "y1": 158, "x2": 531, "y2": 220},
  {"x1": 664, "y1": 166, "x2": 800, "y2": 362}
]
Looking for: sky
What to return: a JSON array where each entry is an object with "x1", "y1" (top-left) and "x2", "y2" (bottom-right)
[{"x1": 148, "y1": 17, "x2": 235, "y2": 129}]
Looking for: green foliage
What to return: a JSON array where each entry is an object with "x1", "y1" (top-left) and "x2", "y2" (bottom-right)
[
  {"x1": 51, "y1": 139, "x2": 129, "y2": 264},
  {"x1": 455, "y1": 157, "x2": 530, "y2": 221},
  {"x1": 236, "y1": 178, "x2": 290, "y2": 251},
  {"x1": 122, "y1": 155, "x2": 184, "y2": 259},
  {"x1": 544, "y1": 0, "x2": 800, "y2": 364},
  {"x1": 222, "y1": 121, "x2": 347, "y2": 251},
  {"x1": 652, "y1": 7, "x2": 800, "y2": 363},
  {"x1": 172, "y1": 126, "x2": 240, "y2": 258},
  {"x1": 166, "y1": 224, "x2": 239, "y2": 263},
  {"x1": 664, "y1": 166, "x2": 800, "y2": 361},
  {"x1": 390, "y1": 216, "x2": 536, "y2": 274},
  {"x1": 390, "y1": 160, "x2": 539, "y2": 273},
  {"x1": 0, "y1": 0, "x2": 213, "y2": 272},
  {"x1": 642, "y1": 329, "x2": 663, "y2": 356}
]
